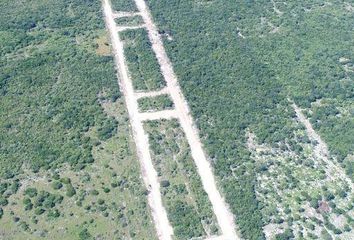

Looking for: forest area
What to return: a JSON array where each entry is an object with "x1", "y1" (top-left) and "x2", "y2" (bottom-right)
[{"x1": 146, "y1": 0, "x2": 354, "y2": 239}]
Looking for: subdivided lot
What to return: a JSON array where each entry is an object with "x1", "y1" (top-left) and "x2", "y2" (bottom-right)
[
  {"x1": 144, "y1": 119, "x2": 220, "y2": 240},
  {"x1": 120, "y1": 28, "x2": 165, "y2": 91},
  {"x1": 110, "y1": 0, "x2": 137, "y2": 12},
  {"x1": 115, "y1": 15, "x2": 144, "y2": 27},
  {"x1": 138, "y1": 94, "x2": 174, "y2": 112}
]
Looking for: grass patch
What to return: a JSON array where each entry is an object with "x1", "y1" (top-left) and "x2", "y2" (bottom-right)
[{"x1": 138, "y1": 94, "x2": 174, "y2": 112}]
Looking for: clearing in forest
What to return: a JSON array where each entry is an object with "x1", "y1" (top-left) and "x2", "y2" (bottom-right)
[{"x1": 102, "y1": 0, "x2": 239, "y2": 239}]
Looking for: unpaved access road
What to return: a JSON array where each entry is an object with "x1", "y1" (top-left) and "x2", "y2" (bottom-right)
[
  {"x1": 133, "y1": 0, "x2": 239, "y2": 239},
  {"x1": 102, "y1": 1, "x2": 173, "y2": 239},
  {"x1": 103, "y1": 0, "x2": 239, "y2": 238}
]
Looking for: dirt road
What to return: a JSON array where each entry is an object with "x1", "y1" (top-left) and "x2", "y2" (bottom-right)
[
  {"x1": 133, "y1": 0, "x2": 239, "y2": 239},
  {"x1": 102, "y1": 1, "x2": 173, "y2": 239},
  {"x1": 293, "y1": 103, "x2": 353, "y2": 190},
  {"x1": 103, "y1": 0, "x2": 240, "y2": 238}
]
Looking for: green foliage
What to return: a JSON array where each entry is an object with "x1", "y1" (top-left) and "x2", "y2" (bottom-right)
[
  {"x1": 90, "y1": 189, "x2": 99, "y2": 196},
  {"x1": 275, "y1": 229, "x2": 294, "y2": 240},
  {"x1": 138, "y1": 95, "x2": 174, "y2": 112},
  {"x1": 23, "y1": 198, "x2": 33, "y2": 211},
  {"x1": 115, "y1": 16, "x2": 143, "y2": 26},
  {"x1": 0, "y1": 0, "x2": 120, "y2": 178},
  {"x1": 51, "y1": 181, "x2": 63, "y2": 190},
  {"x1": 146, "y1": 120, "x2": 220, "y2": 238},
  {"x1": 60, "y1": 177, "x2": 71, "y2": 185},
  {"x1": 0, "y1": 197, "x2": 8, "y2": 207},
  {"x1": 79, "y1": 228, "x2": 92, "y2": 240},
  {"x1": 0, "y1": 208, "x2": 3, "y2": 219},
  {"x1": 34, "y1": 208, "x2": 45, "y2": 215},
  {"x1": 120, "y1": 29, "x2": 165, "y2": 91},
  {"x1": 97, "y1": 117, "x2": 118, "y2": 141},
  {"x1": 0, "y1": 183, "x2": 7, "y2": 195},
  {"x1": 111, "y1": 0, "x2": 137, "y2": 12},
  {"x1": 66, "y1": 184, "x2": 76, "y2": 197},
  {"x1": 24, "y1": 188, "x2": 38, "y2": 198},
  {"x1": 47, "y1": 209, "x2": 60, "y2": 219},
  {"x1": 146, "y1": 0, "x2": 354, "y2": 238}
]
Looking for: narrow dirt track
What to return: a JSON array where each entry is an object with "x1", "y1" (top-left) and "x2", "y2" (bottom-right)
[
  {"x1": 135, "y1": 87, "x2": 169, "y2": 99},
  {"x1": 293, "y1": 103, "x2": 353, "y2": 190},
  {"x1": 102, "y1": 1, "x2": 174, "y2": 239},
  {"x1": 133, "y1": 0, "x2": 239, "y2": 239},
  {"x1": 139, "y1": 109, "x2": 178, "y2": 121}
]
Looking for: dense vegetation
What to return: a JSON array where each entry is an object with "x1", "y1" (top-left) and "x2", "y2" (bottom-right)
[
  {"x1": 115, "y1": 15, "x2": 144, "y2": 26},
  {"x1": 111, "y1": 0, "x2": 137, "y2": 12},
  {"x1": 0, "y1": 0, "x2": 156, "y2": 238},
  {"x1": 0, "y1": 0, "x2": 119, "y2": 178},
  {"x1": 138, "y1": 94, "x2": 174, "y2": 112},
  {"x1": 120, "y1": 28, "x2": 165, "y2": 91},
  {"x1": 146, "y1": 0, "x2": 354, "y2": 239}
]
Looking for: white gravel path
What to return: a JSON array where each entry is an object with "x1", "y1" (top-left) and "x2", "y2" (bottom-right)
[
  {"x1": 133, "y1": 0, "x2": 239, "y2": 239},
  {"x1": 103, "y1": 1, "x2": 173, "y2": 239},
  {"x1": 103, "y1": 0, "x2": 239, "y2": 239}
]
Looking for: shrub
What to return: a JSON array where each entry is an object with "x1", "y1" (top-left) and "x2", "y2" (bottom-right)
[
  {"x1": 24, "y1": 188, "x2": 37, "y2": 198},
  {"x1": 161, "y1": 180, "x2": 170, "y2": 188},
  {"x1": 34, "y1": 208, "x2": 45, "y2": 215},
  {"x1": 52, "y1": 181, "x2": 63, "y2": 190},
  {"x1": 0, "y1": 197, "x2": 8, "y2": 206},
  {"x1": 79, "y1": 228, "x2": 92, "y2": 240},
  {"x1": 66, "y1": 185, "x2": 76, "y2": 197},
  {"x1": 90, "y1": 190, "x2": 99, "y2": 196},
  {"x1": 60, "y1": 177, "x2": 71, "y2": 185},
  {"x1": 47, "y1": 209, "x2": 60, "y2": 219}
]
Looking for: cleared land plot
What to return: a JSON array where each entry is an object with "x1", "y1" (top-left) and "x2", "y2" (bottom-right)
[
  {"x1": 120, "y1": 29, "x2": 165, "y2": 91},
  {"x1": 144, "y1": 119, "x2": 220, "y2": 240},
  {"x1": 111, "y1": 0, "x2": 137, "y2": 12},
  {"x1": 115, "y1": 15, "x2": 144, "y2": 27},
  {"x1": 138, "y1": 94, "x2": 174, "y2": 112}
]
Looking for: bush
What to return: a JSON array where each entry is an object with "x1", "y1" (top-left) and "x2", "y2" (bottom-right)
[
  {"x1": 60, "y1": 178, "x2": 71, "y2": 185},
  {"x1": 90, "y1": 190, "x2": 99, "y2": 196},
  {"x1": 34, "y1": 208, "x2": 45, "y2": 215},
  {"x1": 47, "y1": 209, "x2": 60, "y2": 219},
  {"x1": 161, "y1": 180, "x2": 170, "y2": 188},
  {"x1": 24, "y1": 188, "x2": 37, "y2": 198},
  {"x1": 52, "y1": 181, "x2": 63, "y2": 190},
  {"x1": 0, "y1": 197, "x2": 8, "y2": 206},
  {"x1": 66, "y1": 185, "x2": 76, "y2": 197},
  {"x1": 79, "y1": 228, "x2": 92, "y2": 240}
]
